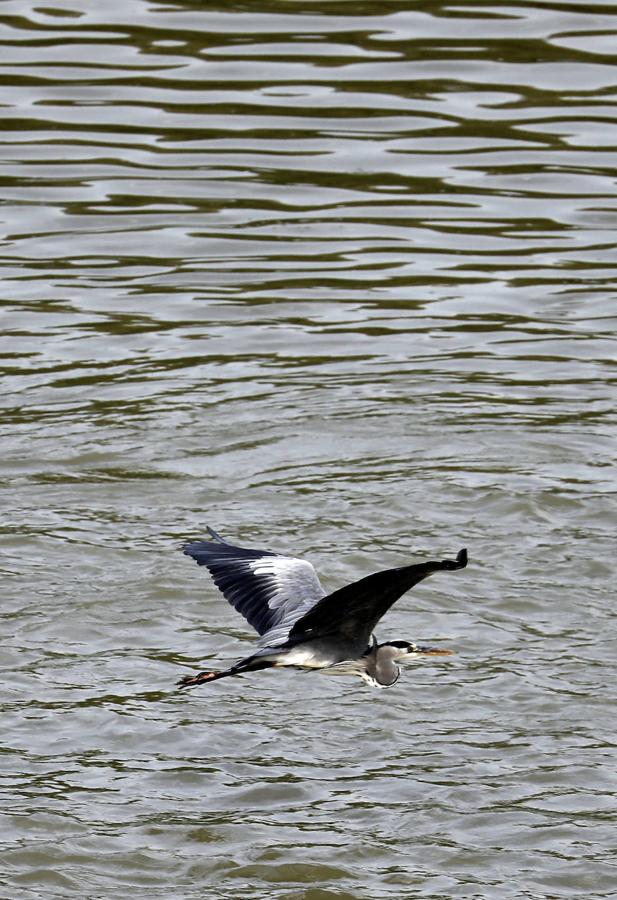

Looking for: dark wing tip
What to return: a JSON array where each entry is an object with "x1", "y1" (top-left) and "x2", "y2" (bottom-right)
[
  {"x1": 182, "y1": 527, "x2": 229, "y2": 561},
  {"x1": 206, "y1": 526, "x2": 229, "y2": 544},
  {"x1": 182, "y1": 540, "x2": 215, "y2": 563},
  {"x1": 440, "y1": 548, "x2": 467, "y2": 570}
]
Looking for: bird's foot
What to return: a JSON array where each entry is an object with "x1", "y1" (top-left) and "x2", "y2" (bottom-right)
[{"x1": 177, "y1": 670, "x2": 219, "y2": 689}]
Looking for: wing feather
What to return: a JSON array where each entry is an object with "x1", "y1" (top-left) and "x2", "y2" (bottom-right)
[
  {"x1": 289, "y1": 549, "x2": 467, "y2": 646},
  {"x1": 183, "y1": 531, "x2": 326, "y2": 643}
]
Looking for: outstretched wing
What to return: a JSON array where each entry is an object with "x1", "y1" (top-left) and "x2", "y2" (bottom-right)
[
  {"x1": 289, "y1": 548, "x2": 467, "y2": 646},
  {"x1": 183, "y1": 527, "x2": 326, "y2": 644}
]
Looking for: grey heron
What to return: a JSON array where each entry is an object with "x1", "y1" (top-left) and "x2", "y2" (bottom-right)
[{"x1": 178, "y1": 527, "x2": 467, "y2": 690}]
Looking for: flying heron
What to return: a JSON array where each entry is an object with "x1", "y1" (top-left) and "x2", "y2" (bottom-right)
[{"x1": 178, "y1": 527, "x2": 467, "y2": 690}]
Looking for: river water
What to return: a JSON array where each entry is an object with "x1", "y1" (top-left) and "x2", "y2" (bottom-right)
[{"x1": 1, "y1": 1, "x2": 616, "y2": 898}]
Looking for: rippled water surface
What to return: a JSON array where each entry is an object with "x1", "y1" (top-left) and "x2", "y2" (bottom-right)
[{"x1": 2, "y1": 1, "x2": 616, "y2": 897}]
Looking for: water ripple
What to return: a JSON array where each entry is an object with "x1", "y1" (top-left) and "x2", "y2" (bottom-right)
[{"x1": 1, "y1": 1, "x2": 616, "y2": 898}]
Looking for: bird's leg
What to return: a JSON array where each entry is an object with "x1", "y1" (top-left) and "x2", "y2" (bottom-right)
[
  {"x1": 177, "y1": 657, "x2": 275, "y2": 689},
  {"x1": 177, "y1": 668, "x2": 231, "y2": 688}
]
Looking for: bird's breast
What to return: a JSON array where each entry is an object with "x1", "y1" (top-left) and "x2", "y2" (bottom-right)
[
  {"x1": 270, "y1": 645, "x2": 333, "y2": 669},
  {"x1": 258, "y1": 636, "x2": 368, "y2": 670}
]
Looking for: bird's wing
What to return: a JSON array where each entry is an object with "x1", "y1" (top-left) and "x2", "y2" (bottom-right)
[
  {"x1": 288, "y1": 549, "x2": 467, "y2": 646},
  {"x1": 183, "y1": 527, "x2": 326, "y2": 643}
]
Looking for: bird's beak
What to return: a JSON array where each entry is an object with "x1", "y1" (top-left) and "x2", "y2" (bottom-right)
[{"x1": 414, "y1": 645, "x2": 453, "y2": 656}]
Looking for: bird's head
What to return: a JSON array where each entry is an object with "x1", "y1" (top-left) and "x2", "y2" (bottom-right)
[{"x1": 383, "y1": 639, "x2": 453, "y2": 659}]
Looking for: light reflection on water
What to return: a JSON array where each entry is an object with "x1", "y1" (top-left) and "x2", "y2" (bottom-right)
[{"x1": 1, "y1": 0, "x2": 616, "y2": 897}]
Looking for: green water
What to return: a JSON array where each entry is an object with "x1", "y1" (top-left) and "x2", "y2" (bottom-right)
[{"x1": 1, "y1": 1, "x2": 615, "y2": 898}]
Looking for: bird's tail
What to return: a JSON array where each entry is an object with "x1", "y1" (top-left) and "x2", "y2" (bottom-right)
[{"x1": 177, "y1": 655, "x2": 275, "y2": 689}]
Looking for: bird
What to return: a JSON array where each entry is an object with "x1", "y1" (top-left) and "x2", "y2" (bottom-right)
[{"x1": 177, "y1": 527, "x2": 467, "y2": 690}]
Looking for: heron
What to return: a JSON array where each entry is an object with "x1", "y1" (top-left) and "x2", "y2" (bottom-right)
[{"x1": 178, "y1": 527, "x2": 467, "y2": 690}]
